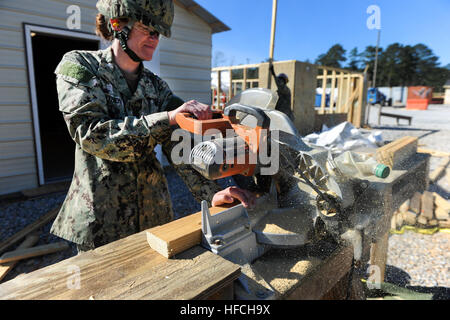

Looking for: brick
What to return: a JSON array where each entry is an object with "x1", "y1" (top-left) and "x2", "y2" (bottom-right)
[
  {"x1": 399, "y1": 200, "x2": 410, "y2": 213},
  {"x1": 434, "y1": 193, "x2": 450, "y2": 211},
  {"x1": 402, "y1": 210, "x2": 417, "y2": 226},
  {"x1": 417, "y1": 215, "x2": 428, "y2": 226},
  {"x1": 428, "y1": 219, "x2": 439, "y2": 227},
  {"x1": 435, "y1": 207, "x2": 450, "y2": 221},
  {"x1": 438, "y1": 219, "x2": 450, "y2": 228}
]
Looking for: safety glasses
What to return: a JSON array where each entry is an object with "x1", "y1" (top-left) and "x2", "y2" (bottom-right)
[{"x1": 134, "y1": 23, "x2": 160, "y2": 39}]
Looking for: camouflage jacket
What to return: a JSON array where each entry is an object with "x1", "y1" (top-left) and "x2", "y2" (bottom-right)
[{"x1": 50, "y1": 47, "x2": 222, "y2": 248}]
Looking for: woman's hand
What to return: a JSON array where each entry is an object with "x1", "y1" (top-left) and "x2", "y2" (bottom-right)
[
  {"x1": 168, "y1": 100, "x2": 212, "y2": 126},
  {"x1": 212, "y1": 186, "x2": 256, "y2": 209}
]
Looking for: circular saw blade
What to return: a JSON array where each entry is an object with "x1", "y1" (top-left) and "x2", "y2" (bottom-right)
[{"x1": 253, "y1": 207, "x2": 315, "y2": 248}]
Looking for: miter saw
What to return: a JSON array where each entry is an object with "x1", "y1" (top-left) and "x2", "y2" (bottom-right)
[{"x1": 175, "y1": 88, "x2": 396, "y2": 299}]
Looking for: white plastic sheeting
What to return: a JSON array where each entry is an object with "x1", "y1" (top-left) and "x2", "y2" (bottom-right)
[{"x1": 303, "y1": 122, "x2": 383, "y2": 153}]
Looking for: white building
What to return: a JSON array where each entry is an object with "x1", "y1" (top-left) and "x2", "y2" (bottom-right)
[{"x1": 0, "y1": 0, "x2": 229, "y2": 195}]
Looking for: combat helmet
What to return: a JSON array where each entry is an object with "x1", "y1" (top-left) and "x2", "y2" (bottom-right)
[
  {"x1": 96, "y1": 0, "x2": 174, "y2": 62},
  {"x1": 278, "y1": 73, "x2": 289, "y2": 84}
]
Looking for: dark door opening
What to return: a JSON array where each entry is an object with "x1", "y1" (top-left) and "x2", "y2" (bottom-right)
[{"x1": 31, "y1": 32, "x2": 99, "y2": 183}]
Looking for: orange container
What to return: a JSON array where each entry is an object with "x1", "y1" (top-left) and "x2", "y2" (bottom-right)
[
  {"x1": 406, "y1": 99, "x2": 429, "y2": 110},
  {"x1": 406, "y1": 86, "x2": 432, "y2": 110}
]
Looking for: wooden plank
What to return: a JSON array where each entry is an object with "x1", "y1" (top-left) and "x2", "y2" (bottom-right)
[
  {"x1": 417, "y1": 215, "x2": 428, "y2": 225},
  {"x1": 370, "y1": 232, "x2": 389, "y2": 283},
  {"x1": 285, "y1": 245, "x2": 354, "y2": 300},
  {"x1": 329, "y1": 70, "x2": 336, "y2": 113},
  {"x1": 354, "y1": 75, "x2": 365, "y2": 128},
  {"x1": 428, "y1": 219, "x2": 439, "y2": 227},
  {"x1": 0, "y1": 241, "x2": 69, "y2": 264},
  {"x1": 345, "y1": 77, "x2": 352, "y2": 113},
  {"x1": 399, "y1": 199, "x2": 410, "y2": 213},
  {"x1": 417, "y1": 148, "x2": 450, "y2": 158},
  {"x1": 429, "y1": 156, "x2": 450, "y2": 183},
  {"x1": 433, "y1": 192, "x2": 450, "y2": 211},
  {"x1": 0, "y1": 231, "x2": 240, "y2": 300},
  {"x1": 402, "y1": 210, "x2": 417, "y2": 226},
  {"x1": 21, "y1": 181, "x2": 70, "y2": 198},
  {"x1": 376, "y1": 136, "x2": 418, "y2": 169},
  {"x1": 420, "y1": 191, "x2": 435, "y2": 220},
  {"x1": 439, "y1": 219, "x2": 450, "y2": 228},
  {"x1": 409, "y1": 192, "x2": 422, "y2": 214},
  {"x1": 435, "y1": 207, "x2": 449, "y2": 221},
  {"x1": 345, "y1": 85, "x2": 359, "y2": 116},
  {"x1": 0, "y1": 205, "x2": 60, "y2": 255},
  {"x1": 337, "y1": 72, "x2": 344, "y2": 112},
  {"x1": 321, "y1": 269, "x2": 365, "y2": 300},
  {"x1": 320, "y1": 69, "x2": 328, "y2": 113},
  {"x1": 146, "y1": 205, "x2": 232, "y2": 258},
  {"x1": 0, "y1": 233, "x2": 39, "y2": 282}
]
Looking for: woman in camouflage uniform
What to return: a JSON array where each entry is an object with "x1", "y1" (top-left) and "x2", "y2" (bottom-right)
[{"x1": 51, "y1": 0, "x2": 255, "y2": 253}]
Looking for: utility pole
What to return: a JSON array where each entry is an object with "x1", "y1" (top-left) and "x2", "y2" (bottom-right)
[
  {"x1": 365, "y1": 5, "x2": 382, "y2": 126},
  {"x1": 366, "y1": 30, "x2": 381, "y2": 126},
  {"x1": 372, "y1": 30, "x2": 381, "y2": 88},
  {"x1": 268, "y1": 0, "x2": 278, "y2": 88}
]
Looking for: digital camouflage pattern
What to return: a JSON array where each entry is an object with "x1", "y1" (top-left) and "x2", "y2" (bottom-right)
[
  {"x1": 50, "y1": 47, "x2": 222, "y2": 248},
  {"x1": 96, "y1": 0, "x2": 174, "y2": 38}
]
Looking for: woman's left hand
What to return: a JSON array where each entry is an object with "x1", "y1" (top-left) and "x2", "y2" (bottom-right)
[
  {"x1": 168, "y1": 100, "x2": 212, "y2": 125},
  {"x1": 212, "y1": 186, "x2": 256, "y2": 209}
]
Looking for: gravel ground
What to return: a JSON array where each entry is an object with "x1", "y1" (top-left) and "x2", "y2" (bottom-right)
[
  {"x1": 0, "y1": 104, "x2": 449, "y2": 298},
  {"x1": 386, "y1": 231, "x2": 449, "y2": 288}
]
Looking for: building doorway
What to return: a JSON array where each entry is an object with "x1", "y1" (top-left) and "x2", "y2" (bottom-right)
[{"x1": 24, "y1": 25, "x2": 99, "y2": 185}]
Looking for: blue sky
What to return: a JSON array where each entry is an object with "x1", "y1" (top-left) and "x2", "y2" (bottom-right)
[{"x1": 194, "y1": 0, "x2": 450, "y2": 67}]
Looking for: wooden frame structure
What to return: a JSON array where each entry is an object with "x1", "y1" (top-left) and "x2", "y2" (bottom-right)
[
  {"x1": 211, "y1": 61, "x2": 368, "y2": 135},
  {"x1": 211, "y1": 63, "x2": 261, "y2": 110},
  {"x1": 316, "y1": 66, "x2": 366, "y2": 117}
]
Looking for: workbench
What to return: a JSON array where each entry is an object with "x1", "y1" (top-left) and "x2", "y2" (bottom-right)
[
  {"x1": 0, "y1": 230, "x2": 361, "y2": 300},
  {"x1": 0, "y1": 143, "x2": 429, "y2": 300},
  {"x1": 0, "y1": 231, "x2": 240, "y2": 300}
]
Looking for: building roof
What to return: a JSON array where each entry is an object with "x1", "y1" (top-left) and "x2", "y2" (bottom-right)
[{"x1": 174, "y1": 0, "x2": 230, "y2": 34}]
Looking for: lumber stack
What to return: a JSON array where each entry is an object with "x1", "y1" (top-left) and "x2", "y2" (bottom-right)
[
  {"x1": 0, "y1": 205, "x2": 68, "y2": 283},
  {"x1": 391, "y1": 191, "x2": 450, "y2": 230}
]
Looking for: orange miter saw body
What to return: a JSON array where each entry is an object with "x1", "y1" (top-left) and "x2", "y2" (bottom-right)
[{"x1": 175, "y1": 104, "x2": 271, "y2": 180}]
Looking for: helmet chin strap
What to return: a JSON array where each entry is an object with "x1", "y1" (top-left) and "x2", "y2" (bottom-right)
[{"x1": 111, "y1": 20, "x2": 143, "y2": 63}]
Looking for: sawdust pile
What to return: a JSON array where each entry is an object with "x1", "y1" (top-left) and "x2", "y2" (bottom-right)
[
  {"x1": 260, "y1": 213, "x2": 304, "y2": 234},
  {"x1": 257, "y1": 208, "x2": 313, "y2": 235},
  {"x1": 253, "y1": 253, "x2": 322, "y2": 295}
]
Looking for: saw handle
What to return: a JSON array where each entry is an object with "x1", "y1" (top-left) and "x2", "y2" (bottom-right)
[
  {"x1": 175, "y1": 111, "x2": 232, "y2": 135},
  {"x1": 224, "y1": 104, "x2": 270, "y2": 129}
]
